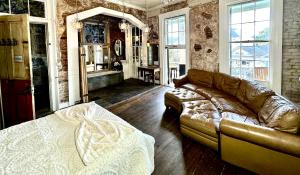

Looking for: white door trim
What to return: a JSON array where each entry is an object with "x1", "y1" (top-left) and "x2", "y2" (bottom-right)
[
  {"x1": 159, "y1": 7, "x2": 190, "y2": 85},
  {"x1": 66, "y1": 7, "x2": 147, "y2": 106}
]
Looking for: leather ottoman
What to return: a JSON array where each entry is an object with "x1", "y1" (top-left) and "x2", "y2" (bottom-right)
[
  {"x1": 164, "y1": 88, "x2": 205, "y2": 113},
  {"x1": 180, "y1": 100, "x2": 221, "y2": 150}
]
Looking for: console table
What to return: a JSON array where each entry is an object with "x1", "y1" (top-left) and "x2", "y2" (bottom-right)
[{"x1": 138, "y1": 66, "x2": 160, "y2": 85}]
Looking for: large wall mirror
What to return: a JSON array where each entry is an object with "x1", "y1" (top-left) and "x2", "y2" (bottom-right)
[{"x1": 114, "y1": 39, "x2": 122, "y2": 56}]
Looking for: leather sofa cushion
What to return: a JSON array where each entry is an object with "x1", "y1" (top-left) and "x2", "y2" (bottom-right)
[
  {"x1": 187, "y1": 69, "x2": 213, "y2": 88},
  {"x1": 181, "y1": 100, "x2": 221, "y2": 137},
  {"x1": 182, "y1": 83, "x2": 199, "y2": 91},
  {"x1": 259, "y1": 96, "x2": 300, "y2": 134},
  {"x1": 196, "y1": 86, "x2": 228, "y2": 99},
  {"x1": 213, "y1": 72, "x2": 241, "y2": 97},
  {"x1": 211, "y1": 96, "x2": 257, "y2": 118},
  {"x1": 165, "y1": 88, "x2": 206, "y2": 102},
  {"x1": 222, "y1": 112, "x2": 260, "y2": 126},
  {"x1": 236, "y1": 80, "x2": 275, "y2": 113}
]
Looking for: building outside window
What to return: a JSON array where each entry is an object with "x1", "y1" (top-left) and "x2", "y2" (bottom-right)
[{"x1": 229, "y1": 0, "x2": 270, "y2": 81}]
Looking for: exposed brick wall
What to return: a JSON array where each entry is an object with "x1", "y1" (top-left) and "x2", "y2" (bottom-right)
[
  {"x1": 282, "y1": 0, "x2": 300, "y2": 104},
  {"x1": 56, "y1": 0, "x2": 146, "y2": 103}
]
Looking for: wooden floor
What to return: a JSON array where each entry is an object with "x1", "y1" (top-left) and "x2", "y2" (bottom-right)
[{"x1": 108, "y1": 86, "x2": 255, "y2": 175}]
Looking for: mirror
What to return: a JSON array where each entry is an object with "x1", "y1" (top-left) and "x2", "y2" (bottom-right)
[{"x1": 114, "y1": 39, "x2": 122, "y2": 56}]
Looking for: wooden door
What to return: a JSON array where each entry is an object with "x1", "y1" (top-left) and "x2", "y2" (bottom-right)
[{"x1": 0, "y1": 15, "x2": 35, "y2": 128}]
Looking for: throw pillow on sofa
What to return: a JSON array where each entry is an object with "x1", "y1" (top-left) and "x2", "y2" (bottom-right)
[
  {"x1": 236, "y1": 80, "x2": 275, "y2": 113},
  {"x1": 187, "y1": 69, "x2": 213, "y2": 88},
  {"x1": 259, "y1": 96, "x2": 300, "y2": 134}
]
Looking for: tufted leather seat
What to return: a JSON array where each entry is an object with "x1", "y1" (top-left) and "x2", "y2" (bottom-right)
[
  {"x1": 164, "y1": 88, "x2": 205, "y2": 113},
  {"x1": 180, "y1": 100, "x2": 221, "y2": 150},
  {"x1": 167, "y1": 68, "x2": 300, "y2": 175}
]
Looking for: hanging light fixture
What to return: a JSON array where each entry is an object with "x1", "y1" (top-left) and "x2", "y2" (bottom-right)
[
  {"x1": 143, "y1": 0, "x2": 150, "y2": 33},
  {"x1": 119, "y1": 0, "x2": 128, "y2": 32},
  {"x1": 72, "y1": 0, "x2": 83, "y2": 30}
]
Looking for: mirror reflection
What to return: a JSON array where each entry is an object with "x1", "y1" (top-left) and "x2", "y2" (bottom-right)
[{"x1": 114, "y1": 39, "x2": 122, "y2": 57}]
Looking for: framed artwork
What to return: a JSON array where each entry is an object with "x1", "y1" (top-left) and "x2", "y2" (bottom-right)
[{"x1": 83, "y1": 22, "x2": 105, "y2": 44}]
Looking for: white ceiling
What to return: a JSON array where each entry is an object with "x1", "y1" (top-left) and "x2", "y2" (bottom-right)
[{"x1": 124, "y1": 0, "x2": 162, "y2": 9}]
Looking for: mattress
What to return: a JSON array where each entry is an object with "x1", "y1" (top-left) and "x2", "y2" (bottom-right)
[{"x1": 0, "y1": 102, "x2": 155, "y2": 175}]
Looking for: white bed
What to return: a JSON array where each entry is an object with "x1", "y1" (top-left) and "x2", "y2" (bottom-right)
[{"x1": 0, "y1": 102, "x2": 155, "y2": 175}]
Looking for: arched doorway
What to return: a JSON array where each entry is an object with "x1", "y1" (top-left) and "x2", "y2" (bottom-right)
[{"x1": 66, "y1": 7, "x2": 147, "y2": 106}]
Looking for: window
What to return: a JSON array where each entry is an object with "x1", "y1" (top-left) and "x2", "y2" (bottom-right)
[
  {"x1": 165, "y1": 15, "x2": 186, "y2": 46},
  {"x1": 0, "y1": 0, "x2": 45, "y2": 18},
  {"x1": 164, "y1": 15, "x2": 187, "y2": 84},
  {"x1": 132, "y1": 26, "x2": 142, "y2": 64},
  {"x1": 229, "y1": 0, "x2": 270, "y2": 81}
]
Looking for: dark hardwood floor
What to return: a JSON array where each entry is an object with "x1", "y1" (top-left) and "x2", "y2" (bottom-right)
[{"x1": 108, "y1": 86, "x2": 255, "y2": 175}]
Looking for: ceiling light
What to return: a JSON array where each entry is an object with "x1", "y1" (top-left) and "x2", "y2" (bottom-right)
[
  {"x1": 119, "y1": 19, "x2": 128, "y2": 32},
  {"x1": 119, "y1": 0, "x2": 128, "y2": 32},
  {"x1": 72, "y1": 0, "x2": 83, "y2": 30},
  {"x1": 144, "y1": 0, "x2": 151, "y2": 33}
]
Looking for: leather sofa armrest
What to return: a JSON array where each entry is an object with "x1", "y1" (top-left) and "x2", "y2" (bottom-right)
[
  {"x1": 220, "y1": 118, "x2": 300, "y2": 157},
  {"x1": 173, "y1": 75, "x2": 189, "y2": 88}
]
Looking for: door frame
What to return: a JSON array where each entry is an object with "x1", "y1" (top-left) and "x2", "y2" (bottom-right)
[
  {"x1": 159, "y1": 7, "x2": 190, "y2": 85},
  {"x1": 0, "y1": 0, "x2": 59, "y2": 112},
  {"x1": 66, "y1": 7, "x2": 147, "y2": 106},
  {"x1": 29, "y1": 0, "x2": 59, "y2": 111}
]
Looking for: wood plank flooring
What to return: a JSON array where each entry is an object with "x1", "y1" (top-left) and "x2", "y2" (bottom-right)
[{"x1": 108, "y1": 86, "x2": 255, "y2": 175}]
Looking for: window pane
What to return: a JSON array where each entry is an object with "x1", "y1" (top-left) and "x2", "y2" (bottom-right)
[
  {"x1": 231, "y1": 60, "x2": 240, "y2": 77},
  {"x1": 242, "y1": 23, "x2": 254, "y2": 41},
  {"x1": 230, "y1": 24, "x2": 241, "y2": 41},
  {"x1": 230, "y1": 4, "x2": 241, "y2": 24},
  {"x1": 241, "y1": 43, "x2": 254, "y2": 60},
  {"x1": 0, "y1": 0, "x2": 9, "y2": 13},
  {"x1": 167, "y1": 20, "x2": 171, "y2": 33},
  {"x1": 11, "y1": 0, "x2": 29, "y2": 14},
  {"x1": 254, "y1": 61, "x2": 269, "y2": 81},
  {"x1": 178, "y1": 17, "x2": 185, "y2": 32},
  {"x1": 255, "y1": 21, "x2": 270, "y2": 40},
  {"x1": 241, "y1": 60, "x2": 254, "y2": 80},
  {"x1": 171, "y1": 19, "x2": 178, "y2": 32},
  {"x1": 179, "y1": 32, "x2": 185, "y2": 45},
  {"x1": 255, "y1": 42, "x2": 269, "y2": 60},
  {"x1": 30, "y1": 0, "x2": 45, "y2": 18},
  {"x1": 242, "y1": 2, "x2": 255, "y2": 23},
  {"x1": 172, "y1": 32, "x2": 178, "y2": 45},
  {"x1": 231, "y1": 43, "x2": 241, "y2": 60},
  {"x1": 255, "y1": 0, "x2": 270, "y2": 21}
]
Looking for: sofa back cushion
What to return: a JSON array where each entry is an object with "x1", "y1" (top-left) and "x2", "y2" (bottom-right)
[
  {"x1": 213, "y1": 72, "x2": 241, "y2": 97},
  {"x1": 187, "y1": 69, "x2": 213, "y2": 88},
  {"x1": 259, "y1": 96, "x2": 300, "y2": 134},
  {"x1": 236, "y1": 80, "x2": 275, "y2": 113}
]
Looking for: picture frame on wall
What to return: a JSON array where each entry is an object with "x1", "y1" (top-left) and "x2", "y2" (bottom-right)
[{"x1": 82, "y1": 22, "x2": 105, "y2": 44}]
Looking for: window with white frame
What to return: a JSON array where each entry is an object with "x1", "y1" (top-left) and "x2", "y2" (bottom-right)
[
  {"x1": 229, "y1": 0, "x2": 270, "y2": 81},
  {"x1": 0, "y1": 0, "x2": 45, "y2": 18}
]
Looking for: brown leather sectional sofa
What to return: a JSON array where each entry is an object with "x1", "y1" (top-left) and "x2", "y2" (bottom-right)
[{"x1": 164, "y1": 69, "x2": 300, "y2": 175}]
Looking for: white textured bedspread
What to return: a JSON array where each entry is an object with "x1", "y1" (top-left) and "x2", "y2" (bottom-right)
[{"x1": 0, "y1": 102, "x2": 155, "y2": 175}]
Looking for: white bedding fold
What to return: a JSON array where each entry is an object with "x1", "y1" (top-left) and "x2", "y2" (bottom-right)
[{"x1": 0, "y1": 102, "x2": 155, "y2": 175}]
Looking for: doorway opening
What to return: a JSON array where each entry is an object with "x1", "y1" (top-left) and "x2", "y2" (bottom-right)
[
  {"x1": 165, "y1": 15, "x2": 187, "y2": 86},
  {"x1": 30, "y1": 23, "x2": 51, "y2": 117}
]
